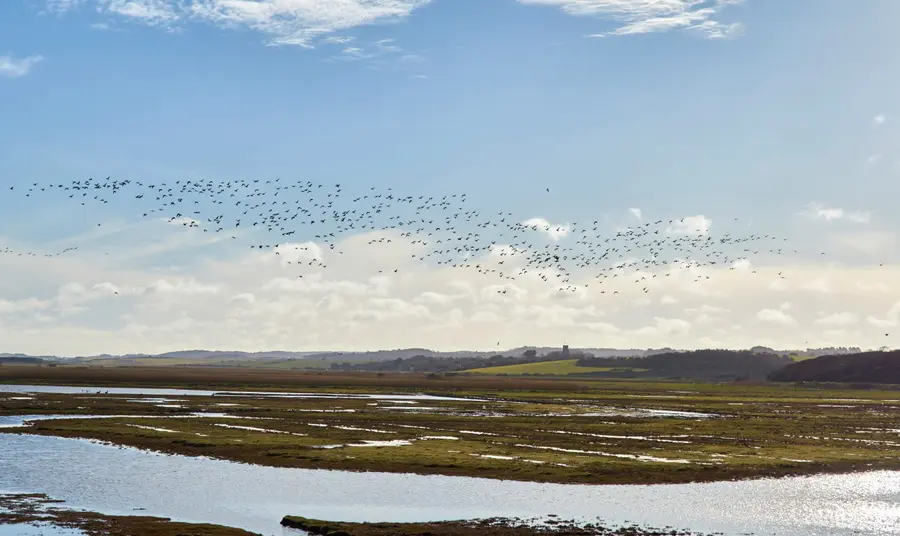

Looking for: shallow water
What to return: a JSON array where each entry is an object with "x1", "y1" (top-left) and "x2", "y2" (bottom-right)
[
  {"x1": 0, "y1": 524, "x2": 84, "y2": 536},
  {"x1": 1, "y1": 432, "x2": 899, "y2": 536},
  {"x1": 0, "y1": 384, "x2": 474, "y2": 402}
]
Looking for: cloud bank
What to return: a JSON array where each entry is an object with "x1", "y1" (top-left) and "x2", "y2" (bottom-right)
[{"x1": 1, "y1": 212, "x2": 898, "y2": 355}]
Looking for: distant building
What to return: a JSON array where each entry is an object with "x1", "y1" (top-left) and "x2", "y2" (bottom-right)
[{"x1": 561, "y1": 345, "x2": 570, "y2": 358}]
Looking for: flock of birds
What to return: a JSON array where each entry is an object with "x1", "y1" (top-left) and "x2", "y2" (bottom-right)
[{"x1": 3, "y1": 177, "x2": 823, "y2": 297}]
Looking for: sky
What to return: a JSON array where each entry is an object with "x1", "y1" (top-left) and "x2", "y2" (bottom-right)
[{"x1": 1, "y1": 0, "x2": 899, "y2": 356}]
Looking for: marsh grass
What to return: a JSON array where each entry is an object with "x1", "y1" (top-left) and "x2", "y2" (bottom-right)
[{"x1": 3, "y1": 376, "x2": 900, "y2": 485}]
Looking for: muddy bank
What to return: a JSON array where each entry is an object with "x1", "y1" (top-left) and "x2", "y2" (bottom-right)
[
  {"x1": 0, "y1": 494, "x2": 259, "y2": 536},
  {"x1": 280, "y1": 515, "x2": 718, "y2": 536}
]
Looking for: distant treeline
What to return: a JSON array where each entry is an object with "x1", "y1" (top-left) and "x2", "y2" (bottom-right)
[
  {"x1": 576, "y1": 350, "x2": 792, "y2": 380},
  {"x1": 769, "y1": 350, "x2": 900, "y2": 384},
  {"x1": 329, "y1": 351, "x2": 573, "y2": 373}
]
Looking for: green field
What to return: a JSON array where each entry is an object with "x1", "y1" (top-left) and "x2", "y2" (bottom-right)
[{"x1": 467, "y1": 359, "x2": 647, "y2": 376}]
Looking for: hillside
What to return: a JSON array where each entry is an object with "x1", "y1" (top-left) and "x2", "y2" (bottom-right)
[{"x1": 769, "y1": 350, "x2": 900, "y2": 384}]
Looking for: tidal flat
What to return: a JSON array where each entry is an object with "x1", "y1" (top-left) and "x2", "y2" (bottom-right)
[{"x1": 2, "y1": 373, "x2": 900, "y2": 485}]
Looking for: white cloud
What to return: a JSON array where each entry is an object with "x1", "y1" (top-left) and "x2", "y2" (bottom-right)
[
  {"x1": 413, "y1": 291, "x2": 461, "y2": 306},
  {"x1": 517, "y1": 0, "x2": 745, "y2": 39},
  {"x1": 46, "y1": 0, "x2": 748, "y2": 45},
  {"x1": 867, "y1": 301, "x2": 900, "y2": 329},
  {"x1": 802, "y1": 202, "x2": 871, "y2": 224},
  {"x1": 831, "y1": 231, "x2": 896, "y2": 256},
  {"x1": 873, "y1": 114, "x2": 886, "y2": 125},
  {"x1": 815, "y1": 312, "x2": 859, "y2": 327},
  {"x1": 801, "y1": 277, "x2": 833, "y2": 294},
  {"x1": 45, "y1": 0, "x2": 87, "y2": 12},
  {"x1": 322, "y1": 35, "x2": 355, "y2": 45},
  {"x1": 105, "y1": 0, "x2": 178, "y2": 24},
  {"x1": 686, "y1": 304, "x2": 729, "y2": 316},
  {"x1": 0, "y1": 298, "x2": 49, "y2": 316},
  {"x1": 230, "y1": 292, "x2": 256, "y2": 304},
  {"x1": 0, "y1": 54, "x2": 44, "y2": 78},
  {"x1": 666, "y1": 215, "x2": 711, "y2": 236},
  {"x1": 628, "y1": 207, "x2": 642, "y2": 220},
  {"x1": 755, "y1": 308, "x2": 797, "y2": 326},
  {"x1": 521, "y1": 217, "x2": 570, "y2": 241},
  {"x1": 46, "y1": 0, "x2": 432, "y2": 47},
  {"x1": 145, "y1": 278, "x2": 219, "y2": 295}
]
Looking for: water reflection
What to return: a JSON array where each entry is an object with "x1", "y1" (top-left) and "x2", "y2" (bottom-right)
[{"x1": 0, "y1": 433, "x2": 898, "y2": 536}]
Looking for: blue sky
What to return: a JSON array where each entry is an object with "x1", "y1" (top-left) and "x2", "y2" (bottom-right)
[{"x1": 0, "y1": 0, "x2": 899, "y2": 354}]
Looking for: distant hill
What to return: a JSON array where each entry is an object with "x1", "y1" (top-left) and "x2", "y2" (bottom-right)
[
  {"x1": 769, "y1": 350, "x2": 900, "y2": 384},
  {"x1": 0, "y1": 346, "x2": 870, "y2": 372},
  {"x1": 0, "y1": 356, "x2": 47, "y2": 365},
  {"x1": 89, "y1": 350, "x2": 323, "y2": 360}
]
